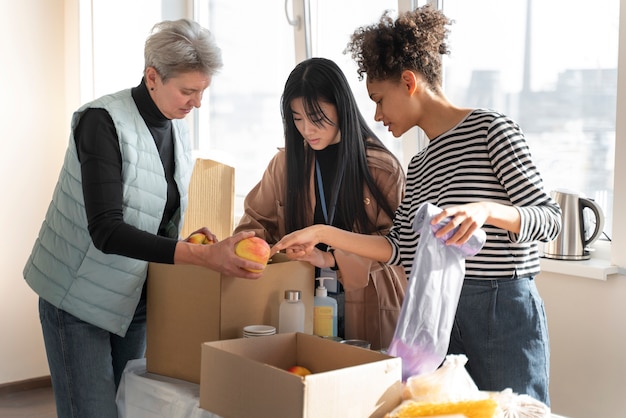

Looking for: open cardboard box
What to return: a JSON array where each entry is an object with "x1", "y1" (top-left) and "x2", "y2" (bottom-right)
[
  {"x1": 199, "y1": 333, "x2": 403, "y2": 418},
  {"x1": 146, "y1": 253, "x2": 315, "y2": 384},
  {"x1": 146, "y1": 158, "x2": 316, "y2": 384},
  {"x1": 179, "y1": 158, "x2": 235, "y2": 240}
]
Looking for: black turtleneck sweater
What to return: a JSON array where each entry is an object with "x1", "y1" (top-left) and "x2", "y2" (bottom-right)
[
  {"x1": 313, "y1": 142, "x2": 347, "y2": 231},
  {"x1": 74, "y1": 79, "x2": 179, "y2": 264}
]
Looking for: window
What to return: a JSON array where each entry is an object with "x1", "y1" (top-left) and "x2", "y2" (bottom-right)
[
  {"x1": 80, "y1": 0, "x2": 162, "y2": 103},
  {"x1": 194, "y1": 0, "x2": 296, "y2": 218},
  {"x1": 197, "y1": 0, "x2": 411, "y2": 219},
  {"x1": 79, "y1": 0, "x2": 623, "y2": 269},
  {"x1": 307, "y1": 0, "x2": 404, "y2": 163},
  {"x1": 440, "y1": 0, "x2": 618, "y2": 238}
]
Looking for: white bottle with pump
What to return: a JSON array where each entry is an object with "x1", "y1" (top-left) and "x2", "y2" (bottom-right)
[
  {"x1": 279, "y1": 290, "x2": 305, "y2": 333},
  {"x1": 313, "y1": 277, "x2": 338, "y2": 337}
]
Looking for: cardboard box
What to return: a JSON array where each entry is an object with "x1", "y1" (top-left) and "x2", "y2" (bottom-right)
[
  {"x1": 146, "y1": 157, "x2": 315, "y2": 384},
  {"x1": 199, "y1": 333, "x2": 403, "y2": 418},
  {"x1": 146, "y1": 254, "x2": 315, "y2": 384}
]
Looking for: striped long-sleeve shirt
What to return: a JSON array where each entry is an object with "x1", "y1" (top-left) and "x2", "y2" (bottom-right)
[{"x1": 387, "y1": 109, "x2": 562, "y2": 280}]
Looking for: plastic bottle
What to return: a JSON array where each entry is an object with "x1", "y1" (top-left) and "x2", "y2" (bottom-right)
[
  {"x1": 279, "y1": 290, "x2": 305, "y2": 333},
  {"x1": 313, "y1": 277, "x2": 338, "y2": 337}
]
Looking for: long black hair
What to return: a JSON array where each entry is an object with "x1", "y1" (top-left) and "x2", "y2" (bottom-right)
[{"x1": 281, "y1": 57, "x2": 400, "y2": 234}]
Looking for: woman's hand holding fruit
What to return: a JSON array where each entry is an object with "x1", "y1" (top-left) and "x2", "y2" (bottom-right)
[
  {"x1": 186, "y1": 227, "x2": 218, "y2": 245},
  {"x1": 176, "y1": 230, "x2": 269, "y2": 279}
]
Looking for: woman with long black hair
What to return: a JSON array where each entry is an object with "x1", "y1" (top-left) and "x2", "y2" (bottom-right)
[{"x1": 235, "y1": 57, "x2": 407, "y2": 350}]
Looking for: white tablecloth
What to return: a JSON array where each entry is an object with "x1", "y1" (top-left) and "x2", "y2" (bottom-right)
[
  {"x1": 116, "y1": 358, "x2": 568, "y2": 418},
  {"x1": 116, "y1": 358, "x2": 221, "y2": 418}
]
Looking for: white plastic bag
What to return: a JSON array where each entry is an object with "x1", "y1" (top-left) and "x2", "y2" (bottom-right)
[
  {"x1": 490, "y1": 389, "x2": 551, "y2": 418},
  {"x1": 388, "y1": 203, "x2": 486, "y2": 380}
]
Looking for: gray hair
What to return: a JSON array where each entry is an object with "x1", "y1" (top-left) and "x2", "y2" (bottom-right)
[{"x1": 144, "y1": 18, "x2": 223, "y2": 81}]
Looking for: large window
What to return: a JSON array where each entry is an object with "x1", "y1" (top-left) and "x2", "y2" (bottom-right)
[
  {"x1": 198, "y1": 0, "x2": 619, "y2": 233},
  {"x1": 440, "y1": 0, "x2": 618, "y2": 238},
  {"x1": 80, "y1": 0, "x2": 622, "y2": 263}
]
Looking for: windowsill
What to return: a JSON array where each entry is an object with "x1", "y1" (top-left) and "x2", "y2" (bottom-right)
[{"x1": 539, "y1": 241, "x2": 620, "y2": 280}]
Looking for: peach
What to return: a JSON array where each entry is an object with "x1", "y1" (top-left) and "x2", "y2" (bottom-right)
[
  {"x1": 187, "y1": 232, "x2": 214, "y2": 245},
  {"x1": 234, "y1": 237, "x2": 271, "y2": 273},
  {"x1": 287, "y1": 365, "x2": 311, "y2": 377}
]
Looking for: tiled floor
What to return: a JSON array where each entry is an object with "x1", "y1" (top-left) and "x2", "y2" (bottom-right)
[{"x1": 0, "y1": 385, "x2": 56, "y2": 418}]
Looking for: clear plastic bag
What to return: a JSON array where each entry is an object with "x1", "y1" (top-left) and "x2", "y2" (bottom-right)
[
  {"x1": 388, "y1": 354, "x2": 551, "y2": 418},
  {"x1": 386, "y1": 355, "x2": 497, "y2": 418},
  {"x1": 388, "y1": 203, "x2": 486, "y2": 380},
  {"x1": 403, "y1": 354, "x2": 484, "y2": 403},
  {"x1": 490, "y1": 389, "x2": 551, "y2": 418}
]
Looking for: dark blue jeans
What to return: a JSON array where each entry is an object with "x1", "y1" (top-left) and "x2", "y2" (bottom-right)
[
  {"x1": 39, "y1": 296, "x2": 147, "y2": 418},
  {"x1": 448, "y1": 276, "x2": 550, "y2": 406}
]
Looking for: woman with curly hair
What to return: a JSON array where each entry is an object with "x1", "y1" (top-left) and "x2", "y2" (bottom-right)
[
  {"x1": 273, "y1": 5, "x2": 561, "y2": 405},
  {"x1": 235, "y1": 57, "x2": 407, "y2": 350}
]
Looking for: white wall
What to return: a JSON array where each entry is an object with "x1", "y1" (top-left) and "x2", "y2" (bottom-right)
[
  {"x1": 2, "y1": 1, "x2": 626, "y2": 417},
  {"x1": 537, "y1": 272, "x2": 626, "y2": 418},
  {"x1": 0, "y1": 0, "x2": 79, "y2": 384}
]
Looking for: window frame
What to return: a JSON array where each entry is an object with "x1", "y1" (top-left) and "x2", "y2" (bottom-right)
[{"x1": 609, "y1": 0, "x2": 626, "y2": 274}]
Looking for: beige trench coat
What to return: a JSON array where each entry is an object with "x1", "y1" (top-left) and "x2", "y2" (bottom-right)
[{"x1": 234, "y1": 146, "x2": 407, "y2": 350}]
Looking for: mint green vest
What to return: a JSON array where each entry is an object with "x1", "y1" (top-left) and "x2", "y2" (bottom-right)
[{"x1": 24, "y1": 89, "x2": 193, "y2": 336}]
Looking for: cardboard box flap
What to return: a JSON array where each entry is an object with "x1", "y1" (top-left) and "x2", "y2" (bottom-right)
[
  {"x1": 181, "y1": 158, "x2": 234, "y2": 240},
  {"x1": 304, "y1": 360, "x2": 404, "y2": 417}
]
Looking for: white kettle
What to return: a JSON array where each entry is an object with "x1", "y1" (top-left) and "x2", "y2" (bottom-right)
[{"x1": 543, "y1": 189, "x2": 605, "y2": 261}]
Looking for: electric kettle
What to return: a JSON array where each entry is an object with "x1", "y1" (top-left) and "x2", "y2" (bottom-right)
[{"x1": 543, "y1": 189, "x2": 605, "y2": 260}]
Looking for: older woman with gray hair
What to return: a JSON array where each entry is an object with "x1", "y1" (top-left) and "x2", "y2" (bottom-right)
[{"x1": 23, "y1": 18, "x2": 263, "y2": 418}]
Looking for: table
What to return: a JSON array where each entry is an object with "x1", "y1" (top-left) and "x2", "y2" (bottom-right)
[
  {"x1": 116, "y1": 358, "x2": 220, "y2": 418},
  {"x1": 117, "y1": 358, "x2": 569, "y2": 418}
]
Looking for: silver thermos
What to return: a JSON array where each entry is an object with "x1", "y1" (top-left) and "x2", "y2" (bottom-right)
[{"x1": 543, "y1": 189, "x2": 605, "y2": 261}]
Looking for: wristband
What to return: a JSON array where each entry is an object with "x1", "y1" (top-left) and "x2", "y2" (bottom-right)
[{"x1": 328, "y1": 248, "x2": 339, "y2": 271}]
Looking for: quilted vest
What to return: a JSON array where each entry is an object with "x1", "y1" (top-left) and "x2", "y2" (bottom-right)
[{"x1": 23, "y1": 89, "x2": 193, "y2": 337}]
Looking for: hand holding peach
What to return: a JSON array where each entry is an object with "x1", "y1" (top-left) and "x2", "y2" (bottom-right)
[
  {"x1": 234, "y1": 237, "x2": 271, "y2": 273},
  {"x1": 175, "y1": 231, "x2": 265, "y2": 280},
  {"x1": 187, "y1": 232, "x2": 214, "y2": 245},
  {"x1": 185, "y1": 228, "x2": 217, "y2": 245}
]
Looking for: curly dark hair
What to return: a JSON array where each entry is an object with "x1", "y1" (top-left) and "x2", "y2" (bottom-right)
[{"x1": 345, "y1": 5, "x2": 452, "y2": 90}]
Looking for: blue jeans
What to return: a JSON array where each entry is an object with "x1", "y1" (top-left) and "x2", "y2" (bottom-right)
[
  {"x1": 448, "y1": 276, "x2": 550, "y2": 406},
  {"x1": 39, "y1": 295, "x2": 147, "y2": 418}
]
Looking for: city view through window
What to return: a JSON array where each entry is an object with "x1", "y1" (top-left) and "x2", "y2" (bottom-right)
[
  {"x1": 200, "y1": 0, "x2": 618, "y2": 234},
  {"x1": 443, "y1": 0, "x2": 618, "y2": 237},
  {"x1": 83, "y1": 0, "x2": 619, "y2": 237}
]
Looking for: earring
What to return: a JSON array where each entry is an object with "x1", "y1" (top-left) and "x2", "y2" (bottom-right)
[{"x1": 150, "y1": 87, "x2": 154, "y2": 91}]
